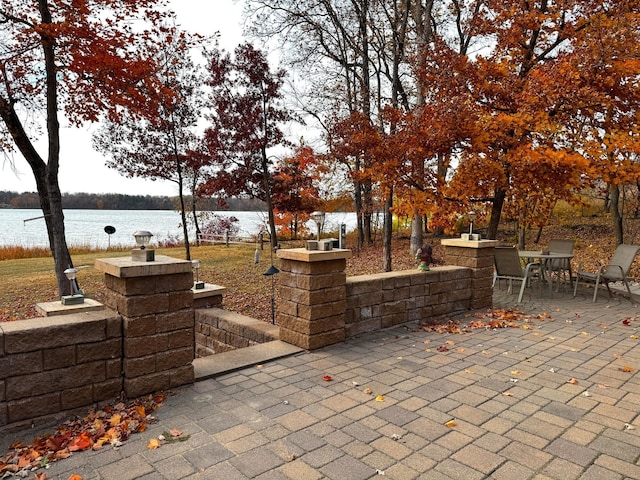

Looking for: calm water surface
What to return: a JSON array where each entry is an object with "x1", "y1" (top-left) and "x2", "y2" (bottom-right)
[{"x1": 0, "y1": 209, "x2": 356, "y2": 249}]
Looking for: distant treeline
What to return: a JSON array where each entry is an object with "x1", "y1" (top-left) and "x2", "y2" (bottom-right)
[{"x1": 0, "y1": 191, "x2": 266, "y2": 211}]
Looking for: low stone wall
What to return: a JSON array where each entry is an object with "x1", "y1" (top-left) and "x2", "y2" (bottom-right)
[
  {"x1": 345, "y1": 266, "x2": 471, "y2": 337},
  {"x1": 195, "y1": 308, "x2": 279, "y2": 356},
  {"x1": 0, "y1": 310, "x2": 122, "y2": 429}
]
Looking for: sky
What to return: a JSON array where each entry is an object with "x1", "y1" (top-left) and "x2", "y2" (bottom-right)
[{"x1": 0, "y1": 0, "x2": 245, "y2": 197}]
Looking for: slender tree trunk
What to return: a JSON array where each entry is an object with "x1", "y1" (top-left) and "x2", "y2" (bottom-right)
[
  {"x1": 487, "y1": 188, "x2": 506, "y2": 240},
  {"x1": 611, "y1": 184, "x2": 624, "y2": 245},
  {"x1": 383, "y1": 189, "x2": 393, "y2": 271}
]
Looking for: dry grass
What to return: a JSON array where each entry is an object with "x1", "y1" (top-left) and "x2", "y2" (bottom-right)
[{"x1": 1, "y1": 214, "x2": 638, "y2": 323}]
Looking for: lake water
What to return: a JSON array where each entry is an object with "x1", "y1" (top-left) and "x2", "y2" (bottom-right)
[{"x1": 0, "y1": 209, "x2": 357, "y2": 249}]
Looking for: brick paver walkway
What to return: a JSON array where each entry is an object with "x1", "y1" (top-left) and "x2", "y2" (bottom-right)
[{"x1": 4, "y1": 285, "x2": 640, "y2": 479}]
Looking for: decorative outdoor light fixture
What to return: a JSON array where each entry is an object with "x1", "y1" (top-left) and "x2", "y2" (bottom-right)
[
  {"x1": 192, "y1": 259, "x2": 205, "y2": 289},
  {"x1": 263, "y1": 264, "x2": 280, "y2": 325},
  {"x1": 461, "y1": 211, "x2": 481, "y2": 240},
  {"x1": 131, "y1": 230, "x2": 155, "y2": 262},
  {"x1": 61, "y1": 267, "x2": 84, "y2": 305},
  {"x1": 310, "y1": 211, "x2": 325, "y2": 241},
  {"x1": 468, "y1": 211, "x2": 476, "y2": 236}
]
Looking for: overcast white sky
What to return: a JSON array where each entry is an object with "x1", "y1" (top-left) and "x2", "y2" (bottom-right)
[{"x1": 0, "y1": 0, "x2": 245, "y2": 197}]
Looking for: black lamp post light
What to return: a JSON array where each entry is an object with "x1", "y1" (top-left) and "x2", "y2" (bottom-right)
[{"x1": 263, "y1": 264, "x2": 280, "y2": 325}]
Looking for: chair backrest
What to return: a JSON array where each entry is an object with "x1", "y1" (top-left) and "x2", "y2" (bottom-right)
[
  {"x1": 603, "y1": 244, "x2": 640, "y2": 280},
  {"x1": 494, "y1": 247, "x2": 524, "y2": 278},
  {"x1": 548, "y1": 239, "x2": 574, "y2": 254}
]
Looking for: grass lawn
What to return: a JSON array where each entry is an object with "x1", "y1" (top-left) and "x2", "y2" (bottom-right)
[{"x1": 1, "y1": 215, "x2": 637, "y2": 323}]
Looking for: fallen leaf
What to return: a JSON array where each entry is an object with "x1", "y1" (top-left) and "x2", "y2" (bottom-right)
[
  {"x1": 464, "y1": 369, "x2": 473, "y2": 374},
  {"x1": 511, "y1": 370, "x2": 520, "y2": 375},
  {"x1": 364, "y1": 388, "x2": 373, "y2": 395},
  {"x1": 582, "y1": 391, "x2": 591, "y2": 397},
  {"x1": 444, "y1": 420, "x2": 456, "y2": 427},
  {"x1": 35, "y1": 472, "x2": 49, "y2": 480},
  {"x1": 169, "y1": 429, "x2": 182, "y2": 437},
  {"x1": 423, "y1": 339, "x2": 430, "y2": 344},
  {"x1": 446, "y1": 340, "x2": 455, "y2": 346},
  {"x1": 623, "y1": 318, "x2": 631, "y2": 326},
  {"x1": 68, "y1": 476, "x2": 83, "y2": 480},
  {"x1": 620, "y1": 365, "x2": 634, "y2": 373},
  {"x1": 597, "y1": 384, "x2": 608, "y2": 389},
  {"x1": 322, "y1": 375, "x2": 333, "y2": 382},
  {"x1": 437, "y1": 345, "x2": 449, "y2": 352},
  {"x1": 456, "y1": 347, "x2": 465, "y2": 353},
  {"x1": 375, "y1": 395, "x2": 385, "y2": 402},
  {"x1": 567, "y1": 378, "x2": 579, "y2": 384},
  {"x1": 631, "y1": 335, "x2": 638, "y2": 340},
  {"x1": 109, "y1": 414, "x2": 121, "y2": 427},
  {"x1": 503, "y1": 391, "x2": 514, "y2": 397},
  {"x1": 147, "y1": 438, "x2": 161, "y2": 450}
]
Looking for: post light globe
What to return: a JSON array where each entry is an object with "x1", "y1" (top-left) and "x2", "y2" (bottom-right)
[
  {"x1": 310, "y1": 211, "x2": 325, "y2": 241},
  {"x1": 133, "y1": 230, "x2": 153, "y2": 249},
  {"x1": 63, "y1": 267, "x2": 78, "y2": 280},
  {"x1": 191, "y1": 259, "x2": 205, "y2": 289}
]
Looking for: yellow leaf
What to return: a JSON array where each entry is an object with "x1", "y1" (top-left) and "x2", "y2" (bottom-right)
[
  {"x1": 444, "y1": 420, "x2": 456, "y2": 427},
  {"x1": 375, "y1": 395, "x2": 385, "y2": 402},
  {"x1": 147, "y1": 439, "x2": 161, "y2": 450},
  {"x1": 109, "y1": 414, "x2": 121, "y2": 427},
  {"x1": 511, "y1": 370, "x2": 520, "y2": 375},
  {"x1": 522, "y1": 325, "x2": 530, "y2": 330},
  {"x1": 446, "y1": 340, "x2": 455, "y2": 346},
  {"x1": 631, "y1": 335, "x2": 638, "y2": 340}
]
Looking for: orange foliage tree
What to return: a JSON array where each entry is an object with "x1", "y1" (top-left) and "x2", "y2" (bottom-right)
[
  {"x1": 271, "y1": 145, "x2": 322, "y2": 240},
  {"x1": 415, "y1": 1, "x2": 639, "y2": 243},
  {"x1": 0, "y1": 0, "x2": 170, "y2": 294}
]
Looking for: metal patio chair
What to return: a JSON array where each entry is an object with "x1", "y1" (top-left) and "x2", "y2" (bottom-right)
[
  {"x1": 547, "y1": 239, "x2": 575, "y2": 291},
  {"x1": 573, "y1": 244, "x2": 640, "y2": 303},
  {"x1": 493, "y1": 246, "x2": 541, "y2": 303}
]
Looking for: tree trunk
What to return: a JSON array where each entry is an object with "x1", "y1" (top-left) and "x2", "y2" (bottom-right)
[
  {"x1": 383, "y1": 189, "x2": 393, "y2": 272},
  {"x1": 487, "y1": 188, "x2": 506, "y2": 240},
  {"x1": 610, "y1": 183, "x2": 624, "y2": 245}
]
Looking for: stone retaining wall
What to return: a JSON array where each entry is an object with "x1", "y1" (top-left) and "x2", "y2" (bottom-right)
[
  {"x1": 345, "y1": 266, "x2": 471, "y2": 337},
  {"x1": 0, "y1": 310, "x2": 122, "y2": 429},
  {"x1": 195, "y1": 308, "x2": 279, "y2": 356}
]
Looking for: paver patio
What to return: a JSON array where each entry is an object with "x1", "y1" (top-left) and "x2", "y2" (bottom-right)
[{"x1": 2, "y1": 284, "x2": 640, "y2": 479}]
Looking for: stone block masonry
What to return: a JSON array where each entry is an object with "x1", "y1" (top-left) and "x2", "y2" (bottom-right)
[
  {"x1": 0, "y1": 310, "x2": 122, "y2": 429},
  {"x1": 276, "y1": 240, "x2": 498, "y2": 349},
  {"x1": 96, "y1": 255, "x2": 195, "y2": 399}
]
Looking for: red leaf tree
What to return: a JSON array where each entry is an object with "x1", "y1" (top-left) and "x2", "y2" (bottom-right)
[
  {"x1": 200, "y1": 43, "x2": 294, "y2": 249},
  {"x1": 0, "y1": 0, "x2": 170, "y2": 294}
]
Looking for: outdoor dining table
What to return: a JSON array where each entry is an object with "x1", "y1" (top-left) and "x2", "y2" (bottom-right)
[{"x1": 518, "y1": 250, "x2": 574, "y2": 298}]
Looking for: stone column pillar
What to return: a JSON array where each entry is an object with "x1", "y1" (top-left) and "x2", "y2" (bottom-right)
[
  {"x1": 441, "y1": 239, "x2": 499, "y2": 309},
  {"x1": 276, "y1": 248, "x2": 352, "y2": 350},
  {"x1": 95, "y1": 255, "x2": 194, "y2": 398}
]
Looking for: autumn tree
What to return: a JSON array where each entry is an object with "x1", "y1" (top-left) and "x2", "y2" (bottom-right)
[
  {"x1": 200, "y1": 43, "x2": 292, "y2": 250},
  {"x1": 0, "y1": 0, "x2": 170, "y2": 294},
  {"x1": 416, "y1": 1, "x2": 637, "y2": 243},
  {"x1": 271, "y1": 145, "x2": 322, "y2": 239},
  {"x1": 93, "y1": 27, "x2": 208, "y2": 260}
]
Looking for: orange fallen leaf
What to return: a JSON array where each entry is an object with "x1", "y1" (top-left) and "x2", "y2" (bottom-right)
[
  {"x1": 437, "y1": 345, "x2": 449, "y2": 352},
  {"x1": 423, "y1": 339, "x2": 431, "y2": 344},
  {"x1": 444, "y1": 420, "x2": 456, "y2": 427},
  {"x1": 322, "y1": 375, "x2": 333, "y2": 382},
  {"x1": 109, "y1": 414, "x2": 121, "y2": 427},
  {"x1": 456, "y1": 347, "x2": 465, "y2": 353},
  {"x1": 35, "y1": 474, "x2": 49, "y2": 480},
  {"x1": 364, "y1": 388, "x2": 373, "y2": 395},
  {"x1": 567, "y1": 378, "x2": 579, "y2": 384},
  {"x1": 620, "y1": 365, "x2": 634, "y2": 373},
  {"x1": 631, "y1": 335, "x2": 638, "y2": 340},
  {"x1": 464, "y1": 369, "x2": 473, "y2": 374},
  {"x1": 68, "y1": 475, "x2": 83, "y2": 480},
  {"x1": 147, "y1": 438, "x2": 161, "y2": 450},
  {"x1": 446, "y1": 340, "x2": 455, "y2": 346}
]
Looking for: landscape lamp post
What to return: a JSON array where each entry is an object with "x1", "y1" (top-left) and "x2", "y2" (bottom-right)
[
  {"x1": 310, "y1": 211, "x2": 325, "y2": 241},
  {"x1": 61, "y1": 267, "x2": 84, "y2": 305},
  {"x1": 132, "y1": 230, "x2": 155, "y2": 262},
  {"x1": 263, "y1": 265, "x2": 280, "y2": 325}
]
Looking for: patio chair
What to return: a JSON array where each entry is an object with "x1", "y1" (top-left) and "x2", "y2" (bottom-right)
[
  {"x1": 573, "y1": 244, "x2": 640, "y2": 303},
  {"x1": 547, "y1": 239, "x2": 575, "y2": 291},
  {"x1": 493, "y1": 246, "x2": 541, "y2": 303}
]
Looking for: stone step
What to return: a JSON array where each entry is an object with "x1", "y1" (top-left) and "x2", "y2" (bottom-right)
[{"x1": 193, "y1": 340, "x2": 304, "y2": 380}]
